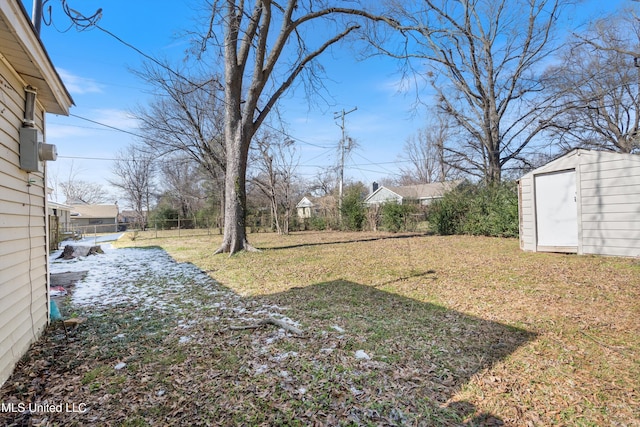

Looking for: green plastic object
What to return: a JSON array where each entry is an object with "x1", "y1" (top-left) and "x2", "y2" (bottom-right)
[{"x1": 50, "y1": 299, "x2": 63, "y2": 321}]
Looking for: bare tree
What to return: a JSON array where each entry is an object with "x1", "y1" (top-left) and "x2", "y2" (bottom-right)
[
  {"x1": 157, "y1": 155, "x2": 210, "y2": 219},
  {"x1": 369, "y1": 0, "x2": 571, "y2": 183},
  {"x1": 198, "y1": 1, "x2": 392, "y2": 254},
  {"x1": 249, "y1": 129, "x2": 299, "y2": 234},
  {"x1": 60, "y1": 163, "x2": 110, "y2": 204},
  {"x1": 309, "y1": 169, "x2": 339, "y2": 198},
  {"x1": 109, "y1": 145, "x2": 155, "y2": 229},
  {"x1": 133, "y1": 64, "x2": 226, "y2": 197},
  {"x1": 545, "y1": 10, "x2": 640, "y2": 154},
  {"x1": 61, "y1": 181, "x2": 109, "y2": 205},
  {"x1": 397, "y1": 114, "x2": 459, "y2": 184}
]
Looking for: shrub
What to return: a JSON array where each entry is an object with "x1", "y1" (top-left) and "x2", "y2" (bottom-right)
[
  {"x1": 427, "y1": 183, "x2": 472, "y2": 235},
  {"x1": 307, "y1": 216, "x2": 327, "y2": 231},
  {"x1": 428, "y1": 181, "x2": 519, "y2": 237},
  {"x1": 149, "y1": 206, "x2": 179, "y2": 230},
  {"x1": 340, "y1": 187, "x2": 366, "y2": 231},
  {"x1": 381, "y1": 202, "x2": 418, "y2": 233}
]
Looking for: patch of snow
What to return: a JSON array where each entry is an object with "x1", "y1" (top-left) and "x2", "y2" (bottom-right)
[
  {"x1": 269, "y1": 314, "x2": 301, "y2": 327},
  {"x1": 320, "y1": 348, "x2": 334, "y2": 354},
  {"x1": 355, "y1": 350, "x2": 371, "y2": 360},
  {"x1": 254, "y1": 364, "x2": 269, "y2": 375},
  {"x1": 332, "y1": 325, "x2": 345, "y2": 333},
  {"x1": 178, "y1": 336, "x2": 192, "y2": 344},
  {"x1": 112, "y1": 334, "x2": 125, "y2": 340},
  {"x1": 270, "y1": 351, "x2": 298, "y2": 362},
  {"x1": 178, "y1": 320, "x2": 198, "y2": 329},
  {"x1": 50, "y1": 244, "x2": 228, "y2": 310},
  {"x1": 114, "y1": 362, "x2": 126, "y2": 370},
  {"x1": 265, "y1": 330, "x2": 286, "y2": 345},
  {"x1": 297, "y1": 387, "x2": 307, "y2": 395}
]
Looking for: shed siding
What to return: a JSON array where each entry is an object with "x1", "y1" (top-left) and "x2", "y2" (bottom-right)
[
  {"x1": 0, "y1": 61, "x2": 49, "y2": 386},
  {"x1": 578, "y1": 153, "x2": 640, "y2": 257},
  {"x1": 518, "y1": 174, "x2": 535, "y2": 251}
]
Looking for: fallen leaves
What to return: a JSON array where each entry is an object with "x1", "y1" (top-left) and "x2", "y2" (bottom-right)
[{"x1": 1, "y1": 232, "x2": 638, "y2": 426}]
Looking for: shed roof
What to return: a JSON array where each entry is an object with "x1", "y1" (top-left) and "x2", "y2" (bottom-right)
[
  {"x1": 0, "y1": 0, "x2": 73, "y2": 114},
  {"x1": 519, "y1": 149, "x2": 640, "y2": 180}
]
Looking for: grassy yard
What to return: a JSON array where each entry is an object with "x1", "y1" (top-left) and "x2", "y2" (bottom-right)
[{"x1": 1, "y1": 231, "x2": 638, "y2": 426}]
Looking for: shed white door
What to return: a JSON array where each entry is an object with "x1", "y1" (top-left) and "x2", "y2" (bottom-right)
[{"x1": 535, "y1": 170, "x2": 578, "y2": 251}]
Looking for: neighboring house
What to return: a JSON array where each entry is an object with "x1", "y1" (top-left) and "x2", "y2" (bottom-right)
[
  {"x1": 119, "y1": 209, "x2": 148, "y2": 229},
  {"x1": 364, "y1": 181, "x2": 461, "y2": 206},
  {"x1": 295, "y1": 195, "x2": 337, "y2": 219},
  {"x1": 48, "y1": 201, "x2": 72, "y2": 250},
  {"x1": 0, "y1": 0, "x2": 73, "y2": 386},
  {"x1": 70, "y1": 204, "x2": 120, "y2": 233},
  {"x1": 518, "y1": 149, "x2": 640, "y2": 257},
  {"x1": 48, "y1": 201, "x2": 72, "y2": 230},
  {"x1": 296, "y1": 196, "x2": 314, "y2": 219}
]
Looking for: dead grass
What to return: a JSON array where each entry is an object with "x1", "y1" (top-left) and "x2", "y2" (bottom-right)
[{"x1": 1, "y1": 231, "x2": 638, "y2": 426}]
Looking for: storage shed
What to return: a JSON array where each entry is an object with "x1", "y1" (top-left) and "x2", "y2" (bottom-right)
[{"x1": 518, "y1": 149, "x2": 640, "y2": 257}]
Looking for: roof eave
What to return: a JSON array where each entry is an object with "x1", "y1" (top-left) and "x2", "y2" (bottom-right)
[{"x1": 0, "y1": 1, "x2": 74, "y2": 115}]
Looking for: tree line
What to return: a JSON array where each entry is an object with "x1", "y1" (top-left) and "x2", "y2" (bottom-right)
[{"x1": 52, "y1": 0, "x2": 640, "y2": 253}]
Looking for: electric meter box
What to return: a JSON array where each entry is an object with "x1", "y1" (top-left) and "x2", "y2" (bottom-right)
[
  {"x1": 19, "y1": 127, "x2": 57, "y2": 173},
  {"x1": 19, "y1": 127, "x2": 43, "y2": 172}
]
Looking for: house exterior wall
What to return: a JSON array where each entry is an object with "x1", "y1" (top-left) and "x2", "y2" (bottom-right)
[
  {"x1": 364, "y1": 187, "x2": 402, "y2": 205},
  {"x1": 296, "y1": 197, "x2": 313, "y2": 219},
  {"x1": 0, "y1": 0, "x2": 72, "y2": 387},
  {"x1": 518, "y1": 149, "x2": 640, "y2": 257},
  {"x1": 0, "y1": 60, "x2": 49, "y2": 386},
  {"x1": 48, "y1": 203, "x2": 72, "y2": 230},
  {"x1": 69, "y1": 204, "x2": 119, "y2": 233}
]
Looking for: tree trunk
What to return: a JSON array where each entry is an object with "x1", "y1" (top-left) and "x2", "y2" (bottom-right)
[
  {"x1": 215, "y1": 5, "x2": 256, "y2": 255},
  {"x1": 487, "y1": 150, "x2": 502, "y2": 184},
  {"x1": 215, "y1": 127, "x2": 257, "y2": 254}
]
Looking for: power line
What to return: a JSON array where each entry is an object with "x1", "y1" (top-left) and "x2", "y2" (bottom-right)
[
  {"x1": 50, "y1": 3, "x2": 338, "y2": 152},
  {"x1": 44, "y1": 6, "x2": 408, "y2": 182},
  {"x1": 68, "y1": 113, "x2": 143, "y2": 138}
]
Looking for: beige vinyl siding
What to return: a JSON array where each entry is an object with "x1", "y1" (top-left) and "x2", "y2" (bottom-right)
[
  {"x1": 0, "y1": 60, "x2": 49, "y2": 386},
  {"x1": 578, "y1": 153, "x2": 640, "y2": 257},
  {"x1": 518, "y1": 176, "x2": 535, "y2": 251}
]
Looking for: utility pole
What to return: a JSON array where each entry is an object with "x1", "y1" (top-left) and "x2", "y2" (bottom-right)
[{"x1": 334, "y1": 107, "x2": 357, "y2": 216}]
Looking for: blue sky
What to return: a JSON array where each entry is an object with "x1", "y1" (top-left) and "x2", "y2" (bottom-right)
[{"x1": 23, "y1": 0, "x2": 631, "y2": 204}]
